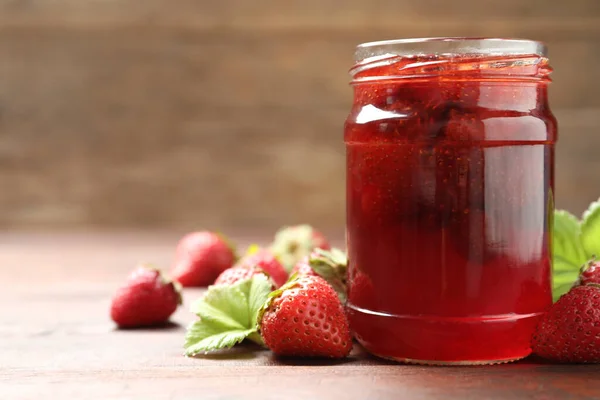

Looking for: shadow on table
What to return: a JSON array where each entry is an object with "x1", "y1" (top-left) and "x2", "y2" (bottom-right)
[
  {"x1": 266, "y1": 343, "x2": 398, "y2": 366},
  {"x1": 112, "y1": 321, "x2": 184, "y2": 332}
]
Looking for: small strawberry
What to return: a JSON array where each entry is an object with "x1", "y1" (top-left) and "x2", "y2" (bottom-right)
[
  {"x1": 531, "y1": 284, "x2": 600, "y2": 363},
  {"x1": 170, "y1": 231, "x2": 236, "y2": 287},
  {"x1": 258, "y1": 275, "x2": 352, "y2": 358},
  {"x1": 214, "y1": 265, "x2": 276, "y2": 289},
  {"x1": 290, "y1": 255, "x2": 317, "y2": 277},
  {"x1": 110, "y1": 265, "x2": 182, "y2": 328},
  {"x1": 290, "y1": 248, "x2": 348, "y2": 302},
  {"x1": 270, "y1": 225, "x2": 331, "y2": 272},
  {"x1": 577, "y1": 258, "x2": 600, "y2": 286},
  {"x1": 234, "y1": 246, "x2": 288, "y2": 288}
]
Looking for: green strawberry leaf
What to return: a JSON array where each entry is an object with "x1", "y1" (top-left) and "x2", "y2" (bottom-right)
[
  {"x1": 190, "y1": 284, "x2": 249, "y2": 330},
  {"x1": 309, "y1": 248, "x2": 348, "y2": 303},
  {"x1": 553, "y1": 258, "x2": 580, "y2": 302},
  {"x1": 328, "y1": 248, "x2": 348, "y2": 265},
  {"x1": 246, "y1": 275, "x2": 274, "y2": 330},
  {"x1": 184, "y1": 275, "x2": 273, "y2": 355},
  {"x1": 184, "y1": 320, "x2": 255, "y2": 356},
  {"x1": 553, "y1": 268, "x2": 579, "y2": 286},
  {"x1": 581, "y1": 199, "x2": 600, "y2": 258},
  {"x1": 552, "y1": 209, "x2": 587, "y2": 301},
  {"x1": 554, "y1": 210, "x2": 587, "y2": 267},
  {"x1": 312, "y1": 248, "x2": 347, "y2": 267}
]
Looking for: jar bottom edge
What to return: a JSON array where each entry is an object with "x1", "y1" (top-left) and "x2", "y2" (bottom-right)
[{"x1": 368, "y1": 351, "x2": 527, "y2": 366}]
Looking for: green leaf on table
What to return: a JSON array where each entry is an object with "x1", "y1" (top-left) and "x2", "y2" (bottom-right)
[
  {"x1": 581, "y1": 198, "x2": 600, "y2": 257},
  {"x1": 184, "y1": 275, "x2": 273, "y2": 356},
  {"x1": 190, "y1": 284, "x2": 248, "y2": 330},
  {"x1": 184, "y1": 321, "x2": 255, "y2": 355}
]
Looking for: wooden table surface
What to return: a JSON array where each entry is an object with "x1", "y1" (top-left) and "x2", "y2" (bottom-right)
[{"x1": 2, "y1": 232, "x2": 600, "y2": 400}]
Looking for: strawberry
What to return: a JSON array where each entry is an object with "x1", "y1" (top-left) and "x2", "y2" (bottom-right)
[
  {"x1": 234, "y1": 247, "x2": 288, "y2": 288},
  {"x1": 258, "y1": 275, "x2": 352, "y2": 358},
  {"x1": 110, "y1": 265, "x2": 182, "y2": 328},
  {"x1": 214, "y1": 265, "x2": 276, "y2": 289},
  {"x1": 290, "y1": 255, "x2": 317, "y2": 277},
  {"x1": 170, "y1": 231, "x2": 236, "y2": 287},
  {"x1": 531, "y1": 284, "x2": 600, "y2": 363},
  {"x1": 577, "y1": 259, "x2": 600, "y2": 286},
  {"x1": 270, "y1": 225, "x2": 331, "y2": 272},
  {"x1": 290, "y1": 248, "x2": 348, "y2": 302}
]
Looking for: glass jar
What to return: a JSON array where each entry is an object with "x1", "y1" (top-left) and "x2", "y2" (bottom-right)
[{"x1": 344, "y1": 38, "x2": 556, "y2": 365}]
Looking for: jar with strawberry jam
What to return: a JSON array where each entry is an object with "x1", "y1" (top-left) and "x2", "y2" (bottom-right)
[{"x1": 344, "y1": 38, "x2": 556, "y2": 365}]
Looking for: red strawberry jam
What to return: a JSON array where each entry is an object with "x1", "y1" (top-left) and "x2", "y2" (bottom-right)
[{"x1": 345, "y1": 38, "x2": 556, "y2": 365}]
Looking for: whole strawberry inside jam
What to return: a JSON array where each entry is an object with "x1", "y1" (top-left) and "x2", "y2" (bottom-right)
[{"x1": 345, "y1": 49, "x2": 556, "y2": 364}]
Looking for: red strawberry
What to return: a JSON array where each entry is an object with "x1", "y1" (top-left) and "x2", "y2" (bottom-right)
[
  {"x1": 214, "y1": 265, "x2": 275, "y2": 289},
  {"x1": 290, "y1": 255, "x2": 318, "y2": 277},
  {"x1": 259, "y1": 275, "x2": 352, "y2": 358},
  {"x1": 270, "y1": 225, "x2": 331, "y2": 272},
  {"x1": 531, "y1": 284, "x2": 600, "y2": 363},
  {"x1": 234, "y1": 247, "x2": 288, "y2": 288},
  {"x1": 577, "y1": 259, "x2": 600, "y2": 286},
  {"x1": 110, "y1": 265, "x2": 182, "y2": 328},
  {"x1": 290, "y1": 248, "x2": 348, "y2": 301},
  {"x1": 170, "y1": 231, "x2": 236, "y2": 287}
]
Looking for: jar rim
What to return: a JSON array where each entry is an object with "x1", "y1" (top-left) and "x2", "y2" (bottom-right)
[{"x1": 355, "y1": 37, "x2": 547, "y2": 63}]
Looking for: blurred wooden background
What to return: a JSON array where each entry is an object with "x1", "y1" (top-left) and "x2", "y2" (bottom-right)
[{"x1": 0, "y1": 0, "x2": 599, "y2": 232}]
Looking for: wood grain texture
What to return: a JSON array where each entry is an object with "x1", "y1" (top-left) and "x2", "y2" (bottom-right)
[
  {"x1": 1, "y1": 233, "x2": 600, "y2": 400},
  {"x1": 0, "y1": 0, "x2": 599, "y2": 229}
]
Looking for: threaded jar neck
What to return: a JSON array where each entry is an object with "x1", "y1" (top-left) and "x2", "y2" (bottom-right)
[{"x1": 351, "y1": 37, "x2": 552, "y2": 83}]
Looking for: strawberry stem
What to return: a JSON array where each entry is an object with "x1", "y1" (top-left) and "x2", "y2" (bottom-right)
[
  {"x1": 580, "y1": 255, "x2": 597, "y2": 274},
  {"x1": 586, "y1": 283, "x2": 600, "y2": 289}
]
